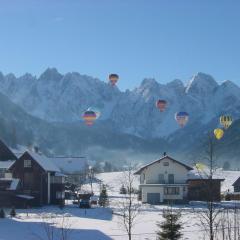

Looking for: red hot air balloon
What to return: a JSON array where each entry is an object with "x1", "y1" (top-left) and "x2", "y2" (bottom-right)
[
  {"x1": 156, "y1": 99, "x2": 167, "y2": 112},
  {"x1": 82, "y1": 110, "x2": 97, "y2": 126},
  {"x1": 175, "y1": 112, "x2": 189, "y2": 127},
  {"x1": 109, "y1": 74, "x2": 119, "y2": 86}
]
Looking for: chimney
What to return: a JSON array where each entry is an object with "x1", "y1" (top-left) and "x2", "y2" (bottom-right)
[
  {"x1": 163, "y1": 152, "x2": 167, "y2": 156},
  {"x1": 33, "y1": 146, "x2": 39, "y2": 153}
]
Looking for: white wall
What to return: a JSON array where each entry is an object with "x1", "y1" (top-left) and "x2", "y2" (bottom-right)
[{"x1": 140, "y1": 157, "x2": 189, "y2": 184}]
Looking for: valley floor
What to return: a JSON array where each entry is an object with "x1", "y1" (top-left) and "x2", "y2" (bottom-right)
[{"x1": 0, "y1": 170, "x2": 239, "y2": 240}]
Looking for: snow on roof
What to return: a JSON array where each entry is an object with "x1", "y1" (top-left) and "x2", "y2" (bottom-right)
[
  {"x1": 8, "y1": 178, "x2": 19, "y2": 190},
  {"x1": 50, "y1": 157, "x2": 87, "y2": 174},
  {"x1": 16, "y1": 194, "x2": 34, "y2": 200},
  {"x1": 0, "y1": 160, "x2": 15, "y2": 169},
  {"x1": 9, "y1": 145, "x2": 28, "y2": 158},
  {"x1": 134, "y1": 155, "x2": 193, "y2": 175},
  {"x1": 25, "y1": 151, "x2": 60, "y2": 172}
]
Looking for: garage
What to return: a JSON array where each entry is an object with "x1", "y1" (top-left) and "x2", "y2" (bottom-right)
[{"x1": 147, "y1": 193, "x2": 160, "y2": 204}]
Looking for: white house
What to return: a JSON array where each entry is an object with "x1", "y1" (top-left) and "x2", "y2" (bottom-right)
[{"x1": 134, "y1": 154, "x2": 193, "y2": 204}]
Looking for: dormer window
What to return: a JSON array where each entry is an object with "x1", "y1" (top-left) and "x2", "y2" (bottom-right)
[
  {"x1": 163, "y1": 162, "x2": 169, "y2": 166},
  {"x1": 24, "y1": 160, "x2": 32, "y2": 168}
]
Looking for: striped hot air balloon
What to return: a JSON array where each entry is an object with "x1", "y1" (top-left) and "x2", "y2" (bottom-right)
[
  {"x1": 156, "y1": 99, "x2": 167, "y2": 112},
  {"x1": 175, "y1": 112, "x2": 189, "y2": 127},
  {"x1": 82, "y1": 110, "x2": 97, "y2": 126},
  {"x1": 109, "y1": 74, "x2": 119, "y2": 86},
  {"x1": 87, "y1": 107, "x2": 101, "y2": 119},
  {"x1": 220, "y1": 115, "x2": 233, "y2": 129}
]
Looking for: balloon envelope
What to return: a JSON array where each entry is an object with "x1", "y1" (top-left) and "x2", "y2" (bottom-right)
[
  {"x1": 214, "y1": 128, "x2": 224, "y2": 140},
  {"x1": 82, "y1": 110, "x2": 97, "y2": 126},
  {"x1": 220, "y1": 115, "x2": 233, "y2": 129},
  {"x1": 156, "y1": 100, "x2": 167, "y2": 112},
  {"x1": 195, "y1": 163, "x2": 206, "y2": 171},
  {"x1": 87, "y1": 107, "x2": 101, "y2": 119},
  {"x1": 175, "y1": 112, "x2": 189, "y2": 127},
  {"x1": 109, "y1": 74, "x2": 119, "y2": 86}
]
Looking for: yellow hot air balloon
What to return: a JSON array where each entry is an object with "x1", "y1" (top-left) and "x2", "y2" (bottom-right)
[
  {"x1": 220, "y1": 115, "x2": 233, "y2": 129},
  {"x1": 214, "y1": 128, "x2": 224, "y2": 140},
  {"x1": 195, "y1": 163, "x2": 206, "y2": 171}
]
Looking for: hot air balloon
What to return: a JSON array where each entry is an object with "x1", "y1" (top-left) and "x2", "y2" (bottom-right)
[
  {"x1": 87, "y1": 107, "x2": 101, "y2": 119},
  {"x1": 220, "y1": 115, "x2": 233, "y2": 129},
  {"x1": 156, "y1": 99, "x2": 167, "y2": 112},
  {"x1": 195, "y1": 163, "x2": 206, "y2": 171},
  {"x1": 82, "y1": 110, "x2": 97, "y2": 126},
  {"x1": 214, "y1": 128, "x2": 224, "y2": 140},
  {"x1": 175, "y1": 112, "x2": 189, "y2": 127},
  {"x1": 109, "y1": 74, "x2": 119, "y2": 86}
]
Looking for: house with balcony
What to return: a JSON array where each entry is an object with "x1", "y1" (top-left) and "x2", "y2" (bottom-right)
[{"x1": 134, "y1": 154, "x2": 193, "y2": 204}]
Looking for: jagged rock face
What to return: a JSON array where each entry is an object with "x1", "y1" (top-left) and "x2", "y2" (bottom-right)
[{"x1": 0, "y1": 69, "x2": 240, "y2": 139}]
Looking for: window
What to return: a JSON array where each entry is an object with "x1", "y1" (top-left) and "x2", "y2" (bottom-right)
[
  {"x1": 158, "y1": 174, "x2": 165, "y2": 184},
  {"x1": 56, "y1": 191, "x2": 65, "y2": 199},
  {"x1": 51, "y1": 176, "x2": 65, "y2": 184},
  {"x1": 24, "y1": 160, "x2": 31, "y2": 168},
  {"x1": 168, "y1": 174, "x2": 174, "y2": 184},
  {"x1": 164, "y1": 187, "x2": 180, "y2": 195},
  {"x1": 163, "y1": 162, "x2": 169, "y2": 166}
]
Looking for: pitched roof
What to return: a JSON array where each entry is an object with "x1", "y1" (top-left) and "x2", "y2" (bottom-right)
[
  {"x1": 0, "y1": 160, "x2": 15, "y2": 169},
  {"x1": 134, "y1": 155, "x2": 193, "y2": 175},
  {"x1": 50, "y1": 156, "x2": 87, "y2": 174},
  {"x1": 232, "y1": 177, "x2": 240, "y2": 187},
  {"x1": 23, "y1": 151, "x2": 60, "y2": 172},
  {"x1": 0, "y1": 139, "x2": 18, "y2": 161}
]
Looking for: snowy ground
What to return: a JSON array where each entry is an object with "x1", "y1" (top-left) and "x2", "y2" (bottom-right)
[{"x1": 0, "y1": 170, "x2": 240, "y2": 240}]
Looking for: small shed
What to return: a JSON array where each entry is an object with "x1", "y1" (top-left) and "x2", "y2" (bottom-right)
[{"x1": 232, "y1": 177, "x2": 240, "y2": 192}]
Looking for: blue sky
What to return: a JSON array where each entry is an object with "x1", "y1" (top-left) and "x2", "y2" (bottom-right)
[{"x1": 0, "y1": 0, "x2": 239, "y2": 90}]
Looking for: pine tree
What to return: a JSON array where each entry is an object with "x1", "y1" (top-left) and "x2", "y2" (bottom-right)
[
  {"x1": 0, "y1": 209, "x2": 5, "y2": 218},
  {"x1": 98, "y1": 185, "x2": 108, "y2": 207},
  {"x1": 119, "y1": 184, "x2": 127, "y2": 194},
  {"x1": 10, "y1": 207, "x2": 16, "y2": 217},
  {"x1": 156, "y1": 208, "x2": 182, "y2": 240}
]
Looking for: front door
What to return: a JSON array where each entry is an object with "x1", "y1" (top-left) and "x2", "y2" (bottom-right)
[{"x1": 147, "y1": 193, "x2": 160, "y2": 204}]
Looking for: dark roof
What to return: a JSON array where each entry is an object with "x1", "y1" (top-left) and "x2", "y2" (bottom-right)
[
  {"x1": 134, "y1": 155, "x2": 193, "y2": 175},
  {"x1": 187, "y1": 178, "x2": 225, "y2": 182},
  {"x1": 10, "y1": 151, "x2": 60, "y2": 173},
  {"x1": 0, "y1": 139, "x2": 18, "y2": 161},
  {"x1": 232, "y1": 177, "x2": 240, "y2": 187}
]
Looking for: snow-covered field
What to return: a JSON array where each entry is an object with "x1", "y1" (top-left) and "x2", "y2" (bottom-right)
[{"x1": 0, "y1": 170, "x2": 240, "y2": 240}]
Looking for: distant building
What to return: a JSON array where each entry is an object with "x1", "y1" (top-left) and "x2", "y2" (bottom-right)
[
  {"x1": 134, "y1": 154, "x2": 193, "y2": 204},
  {"x1": 232, "y1": 177, "x2": 240, "y2": 192},
  {"x1": 51, "y1": 156, "x2": 88, "y2": 185}
]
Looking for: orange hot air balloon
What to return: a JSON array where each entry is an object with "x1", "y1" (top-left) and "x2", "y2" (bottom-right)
[
  {"x1": 214, "y1": 128, "x2": 224, "y2": 140},
  {"x1": 109, "y1": 74, "x2": 119, "y2": 86},
  {"x1": 82, "y1": 110, "x2": 97, "y2": 126},
  {"x1": 156, "y1": 99, "x2": 167, "y2": 112},
  {"x1": 175, "y1": 112, "x2": 189, "y2": 127}
]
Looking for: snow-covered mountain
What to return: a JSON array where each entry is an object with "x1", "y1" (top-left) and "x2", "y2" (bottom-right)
[
  {"x1": 0, "y1": 68, "x2": 240, "y2": 166},
  {"x1": 0, "y1": 69, "x2": 239, "y2": 140}
]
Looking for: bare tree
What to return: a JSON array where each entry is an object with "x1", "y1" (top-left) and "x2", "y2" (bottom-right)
[
  {"x1": 195, "y1": 134, "x2": 222, "y2": 240},
  {"x1": 117, "y1": 167, "x2": 141, "y2": 240},
  {"x1": 33, "y1": 213, "x2": 72, "y2": 240}
]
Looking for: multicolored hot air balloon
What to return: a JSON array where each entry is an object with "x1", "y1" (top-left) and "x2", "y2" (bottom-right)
[
  {"x1": 109, "y1": 74, "x2": 119, "y2": 86},
  {"x1": 156, "y1": 99, "x2": 167, "y2": 112},
  {"x1": 87, "y1": 107, "x2": 101, "y2": 119},
  {"x1": 214, "y1": 128, "x2": 224, "y2": 140},
  {"x1": 175, "y1": 112, "x2": 189, "y2": 127},
  {"x1": 82, "y1": 110, "x2": 97, "y2": 126},
  {"x1": 220, "y1": 115, "x2": 233, "y2": 129}
]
